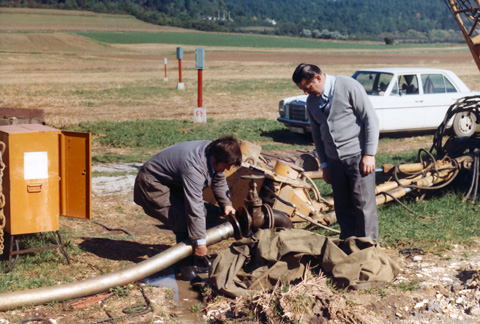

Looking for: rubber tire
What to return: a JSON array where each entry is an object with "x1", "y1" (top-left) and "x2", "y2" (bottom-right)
[{"x1": 452, "y1": 111, "x2": 477, "y2": 137}]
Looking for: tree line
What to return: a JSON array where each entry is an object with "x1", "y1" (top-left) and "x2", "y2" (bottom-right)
[{"x1": 0, "y1": 0, "x2": 462, "y2": 42}]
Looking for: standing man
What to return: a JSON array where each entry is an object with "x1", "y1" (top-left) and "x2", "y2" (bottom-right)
[
  {"x1": 292, "y1": 63, "x2": 380, "y2": 241},
  {"x1": 134, "y1": 135, "x2": 242, "y2": 259}
]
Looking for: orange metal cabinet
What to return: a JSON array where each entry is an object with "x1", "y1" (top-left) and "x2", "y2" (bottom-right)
[{"x1": 0, "y1": 124, "x2": 91, "y2": 235}]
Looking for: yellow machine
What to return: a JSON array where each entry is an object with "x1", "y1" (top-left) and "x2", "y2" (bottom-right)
[{"x1": 204, "y1": 141, "x2": 336, "y2": 232}]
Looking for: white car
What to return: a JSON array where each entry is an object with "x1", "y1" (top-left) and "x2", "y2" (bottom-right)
[{"x1": 277, "y1": 67, "x2": 480, "y2": 137}]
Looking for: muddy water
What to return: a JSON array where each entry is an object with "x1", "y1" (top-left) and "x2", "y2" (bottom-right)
[{"x1": 143, "y1": 267, "x2": 205, "y2": 323}]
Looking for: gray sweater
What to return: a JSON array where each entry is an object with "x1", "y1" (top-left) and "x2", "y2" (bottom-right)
[
  {"x1": 306, "y1": 75, "x2": 379, "y2": 164},
  {"x1": 143, "y1": 140, "x2": 231, "y2": 241}
]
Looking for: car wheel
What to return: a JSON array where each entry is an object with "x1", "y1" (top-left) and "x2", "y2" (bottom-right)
[{"x1": 452, "y1": 111, "x2": 477, "y2": 137}]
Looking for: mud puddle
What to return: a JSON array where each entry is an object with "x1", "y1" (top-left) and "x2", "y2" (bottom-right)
[{"x1": 142, "y1": 267, "x2": 205, "y2": 323}]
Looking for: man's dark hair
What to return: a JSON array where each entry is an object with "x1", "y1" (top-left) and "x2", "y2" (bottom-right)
[
  {"x1": 206, "y1": 135, "x2": 242, "y2": 166},
  {"x1": 292, "y1": 63, "x2": 322, "y2": 84}
]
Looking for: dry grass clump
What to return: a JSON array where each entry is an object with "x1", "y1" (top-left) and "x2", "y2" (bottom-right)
[{"x1": 203, "y1": 272, "x2": 383, "y2": 324}]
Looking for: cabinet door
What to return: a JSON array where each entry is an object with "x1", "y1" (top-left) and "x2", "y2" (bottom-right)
[
  {"x1": 5, "y1": 130, "x2": 61, "y2": 234},
  {"x1": 60, "y1": 131, "x2": 91, "y2": 220}
]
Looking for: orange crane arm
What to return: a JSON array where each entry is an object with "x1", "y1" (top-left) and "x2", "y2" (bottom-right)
[{"x1": 446, "y1": 0, "x2": 480, "y2": 72}]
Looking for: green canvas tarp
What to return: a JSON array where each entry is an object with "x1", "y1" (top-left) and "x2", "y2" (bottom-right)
[{"x1": 209, "y1": 228, "x2": 401, "y2": 297}]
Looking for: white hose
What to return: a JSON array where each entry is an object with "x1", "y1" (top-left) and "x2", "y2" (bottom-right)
[{"x1": 0, "y1": 222, "x2": 235, "y2": 311}]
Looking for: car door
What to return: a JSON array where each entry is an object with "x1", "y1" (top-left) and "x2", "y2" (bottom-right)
[
  {"x1": 418, "y1": 73, "x2": 459, "y2": 128},
  {"x1": 373, "y1": 73, "x2": 427, "y2": 132}
]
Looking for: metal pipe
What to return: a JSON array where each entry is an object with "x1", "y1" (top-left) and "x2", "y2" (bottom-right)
[
  {"x1": 178, "y1": 58, "x2": 182, "y2": 83},
  {"x1": 273, "y1": 210, "x2": 293, "y2": 228},
  {"x1": 375, "y1": 175, "x2": 423, "y2": 194},
  {"x1": 375, "y1": 187, "x2": 412, "y2": 205},
  {"x1": 198, "y1": 69, "x2": 203, "y2": 108},
  {"x1": 323, "y1": 187, "x2": 413, "y2": 225},
  {"x1": 302, "y1": 170, "x2": 323, "y2": 179},
  {"x1": 0, "y1": 222, "x2": 235, "y2": 311}
]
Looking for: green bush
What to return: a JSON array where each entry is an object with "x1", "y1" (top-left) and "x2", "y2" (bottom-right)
[{"x1": 384, "y1": 36, "x2": 395, "y2": 45}]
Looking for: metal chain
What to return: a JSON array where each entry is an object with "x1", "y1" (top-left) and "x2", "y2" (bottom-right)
[{"x1": 0, "y1": 141, "x2": 6, "y2": 255}]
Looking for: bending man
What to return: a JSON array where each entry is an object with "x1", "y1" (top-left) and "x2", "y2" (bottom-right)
[{"x1": 134, "y1": 135, "x2": 242, "y2": 257}]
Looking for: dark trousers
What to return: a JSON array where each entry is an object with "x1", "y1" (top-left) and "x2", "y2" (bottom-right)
[
  {"x1": 133, "y1": 167, "x2": 223, "y2": 243},
  {"x1": 328, "y1": 155, "x2": 378, "y2": 241}
]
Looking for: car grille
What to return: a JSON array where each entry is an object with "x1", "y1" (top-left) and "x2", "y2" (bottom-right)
[{"x1": 288, "y1": 103, "x2": 308, "y2": 121}]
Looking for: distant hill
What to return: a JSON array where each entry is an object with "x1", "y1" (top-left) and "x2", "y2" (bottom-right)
[{"x1": 0, "y1": 0, "x2": 461, "y2": 42}]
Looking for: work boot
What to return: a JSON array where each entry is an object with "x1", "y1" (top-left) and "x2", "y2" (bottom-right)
[
  {"x1": 175, "y1": 254, "x2": 197, "y2": 281},
  {"x1": 194, "y1": 255, "x2": 212, "y2": 274},
  {"x1": 190, "y1": 275, "x2": 208, "y2": 290},
  {"x1": 180, "y1": 265, "x2": 198, "y2": 281}
]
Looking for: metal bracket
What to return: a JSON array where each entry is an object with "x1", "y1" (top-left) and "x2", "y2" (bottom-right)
[{"x1": 4, "y1": 231, "x2": 70, "y2": 273}]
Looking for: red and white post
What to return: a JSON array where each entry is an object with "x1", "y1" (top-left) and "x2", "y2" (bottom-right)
[
  {"x1": 163, "y1": 57, "x2": 168, "y2": 82},
  {"x1": 176, "y1": 47, "x2": 185, "y2": 90},
  {"x1": 194, "y1": 48, "x2": 206, "y2": 123}
]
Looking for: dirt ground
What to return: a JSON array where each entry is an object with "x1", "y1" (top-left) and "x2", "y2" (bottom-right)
[
  {"x1": 2, "y1": 12, "x2": 480, "y2": 322},
  {"x1": 3, "y1": 139, "x2": 480, "y2": 324}
]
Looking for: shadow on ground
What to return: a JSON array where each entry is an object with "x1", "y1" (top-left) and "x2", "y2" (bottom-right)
[
  {"x1": 79, "y1": 238, "x2": 172, "y2": 263},
  {"x1": 379, "y1": 130, "x2": 435, "y2": 139},
  {"x1": 261, "y1": 129, "x2": 313, "y2": 145},
  {"x1": 263, "y1": 129, "x2": 435, "y2": 146}
]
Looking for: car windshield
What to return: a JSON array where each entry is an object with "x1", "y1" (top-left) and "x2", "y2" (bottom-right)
[{"x1": 352, "y1": 71, "x2": 393, "y2": 96}]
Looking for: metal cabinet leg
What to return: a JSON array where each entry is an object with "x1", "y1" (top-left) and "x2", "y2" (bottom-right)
[
  {"x1": 55, "y1": 231, "x2": 70, "y2": 264},
  {"x1": 4, "y1": 235, "x2": 19, "y2": 273},
  {"x1": 3, "y1": 231, "x2": 71, "y2": 273}
]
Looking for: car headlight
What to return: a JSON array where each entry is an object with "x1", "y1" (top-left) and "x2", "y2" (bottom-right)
[{"x1": 278, "y1": 100, "x2": 286, "y2": 117}]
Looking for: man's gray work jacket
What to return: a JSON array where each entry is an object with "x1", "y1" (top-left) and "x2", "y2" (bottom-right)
[
  {"x1": 142, "y1": 140, "x2": 231, "y2": 241},
  {"x1": 306, "y1": 75, "x2": 379, "y2": 164}
]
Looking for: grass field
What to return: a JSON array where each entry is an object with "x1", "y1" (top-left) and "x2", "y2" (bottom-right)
[{"x1": 77, "y1": 31, "x2": 466, "y2": 50}]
